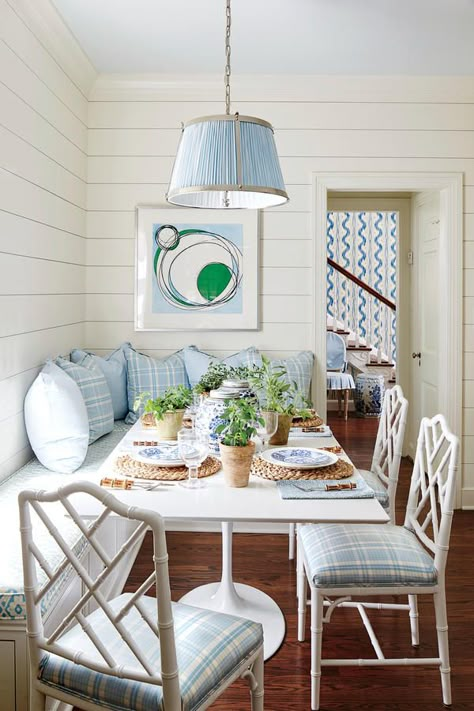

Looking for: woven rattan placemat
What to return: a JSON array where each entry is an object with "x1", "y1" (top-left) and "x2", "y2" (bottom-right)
[
  {"x1": 114, "y1": 454, "x2": 220, "y2": 481},
  {"x1": 292, "y1": 412, "x2": 324, "y2": 429},
  {"x1": 251, "y1": 456, "x2": 353, "y2": 481}
]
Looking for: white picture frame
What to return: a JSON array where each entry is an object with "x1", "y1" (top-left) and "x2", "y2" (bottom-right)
[{"x1": 135, "y1": 207, "x2": 259, "y2": 331}]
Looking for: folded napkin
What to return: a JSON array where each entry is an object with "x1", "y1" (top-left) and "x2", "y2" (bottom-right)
[
  {"x1": 289, "y1": 425, "x2": 333, "y2": 439},
  {"x1": 277, "y1": 474, "x2": 374, "y2": 500}
]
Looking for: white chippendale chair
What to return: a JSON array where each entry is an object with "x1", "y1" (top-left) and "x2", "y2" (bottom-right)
[
  {"x1": 358, "y1": 384, "x2": 409, "y2": 524},
  {"x1": 19, "y1": 481, "x2": 264, "y2": 711},
  {"x1": 297, "y1": 414, "x2": 459, "y2": 710},
  {"x1": 289, "y1": 385, "x2": 408, "y2": 562}
]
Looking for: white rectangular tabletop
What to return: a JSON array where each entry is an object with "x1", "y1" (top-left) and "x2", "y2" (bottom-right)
[{"x1": 72, "y1": 422, "x2": 389, "y2": 525}]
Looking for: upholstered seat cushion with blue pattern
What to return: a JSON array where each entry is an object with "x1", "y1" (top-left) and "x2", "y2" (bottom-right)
[
  {"x1": 358, "y1": 468, "x2": 390, "y2": 509},
  {"x1": 38, "y1": 594, "x2": 263, "y2": 711},
  {"x1": 0, "y1": 422, "x2": 130, "y2": 621},
  {"x1": 300, "y1": 523, "x2": 437, "y2": 588}
]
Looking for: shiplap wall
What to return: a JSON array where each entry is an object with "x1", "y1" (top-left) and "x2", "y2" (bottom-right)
[
  {"x1": 0, "y1": 0, "x2": 92, "y2": 480},
  {"x1": 87, "y1": 75, "x2": 474, "y2": 504}
]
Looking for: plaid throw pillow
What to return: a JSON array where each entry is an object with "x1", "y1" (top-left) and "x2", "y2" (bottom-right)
[
  {"x1": 123, "y1": 345, "x2": 190, "y2": 424},
  {"x1": 270, "y1": 351, "x2": 314, "y2": 406},
  {"x1": 55, "y1": 356, "x2": 114, "y2": 443}
]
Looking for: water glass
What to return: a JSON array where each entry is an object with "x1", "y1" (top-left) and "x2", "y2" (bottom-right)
[
  {"x1": 177, "y1": 428, "x2": 208, "y2": 488},
  {"x1": 254, "y1": 410, "x2": 278, "y2": 452}
]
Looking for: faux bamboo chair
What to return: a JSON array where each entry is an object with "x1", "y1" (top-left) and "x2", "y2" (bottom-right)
[
  {"x1": 19, "y1": 481, "x2": 264, "y2": 711},
  {"x1": 288, "y1": 385, "x2": 408, "y2": 561},
  {"x1": 358, "y1": 384, "x2": 409, "y2": 524},
  {"x1": 297, "y1": 414, "x2": 459, "y2": 710}
]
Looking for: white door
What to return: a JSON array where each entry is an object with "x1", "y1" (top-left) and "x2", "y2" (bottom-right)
[{"x1": 408, "y1": 191, "x2": 441, "y2": 455}]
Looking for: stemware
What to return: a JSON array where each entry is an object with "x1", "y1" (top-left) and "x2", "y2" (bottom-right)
[
  {"x1": 177, "y1": 427, "x2": 208, "y2": 488},
  {"x1": 185, "y1": 392, "x2": 203, "y2": 431},
  {"x1": 254, "y1": 410, "x2": 278, "y2": 452}
]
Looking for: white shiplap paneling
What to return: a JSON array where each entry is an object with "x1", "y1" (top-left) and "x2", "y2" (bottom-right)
[{"x1": 0, "y1": 1, "x2": 91, "y2": 481}]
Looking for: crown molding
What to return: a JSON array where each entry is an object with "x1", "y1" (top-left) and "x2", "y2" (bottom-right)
[
  {"x1": 89, "y1": 72, "x2": 474, "y2": 103},
  {"x1": 9, "y1": 0, "x2": 97, "y2": 96}
]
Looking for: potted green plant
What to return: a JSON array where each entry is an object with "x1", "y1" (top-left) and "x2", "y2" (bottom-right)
[
  {"x1": 216, "y1": 398, "x2": 263, "y2": 487},
  {"x1": 135, "y1": 385, "x2": 192, "y2": 440},
  {"x1": 194, "y1": 362, "x2": 230, "y2": 395},
  {"x1": 248, "y1": 355, "x2": 308, "y2": 445}
]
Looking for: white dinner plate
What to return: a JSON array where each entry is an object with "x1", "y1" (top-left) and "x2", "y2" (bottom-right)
[
  {"x1": 130, "y1": 444, "x2": 184, "y2": 467},
  {"x1": 262, "y1": 447, "x2": 338, "y2": 469}
]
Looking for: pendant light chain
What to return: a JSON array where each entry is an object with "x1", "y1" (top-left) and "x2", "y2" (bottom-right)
[{"x1": 224, "y1": 0, "x2": 232, "y2": 115}]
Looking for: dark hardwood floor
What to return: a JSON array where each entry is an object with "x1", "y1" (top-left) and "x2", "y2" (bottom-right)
[{"x1": 86, "y1": 414, "x2": 474, "y2": 710}]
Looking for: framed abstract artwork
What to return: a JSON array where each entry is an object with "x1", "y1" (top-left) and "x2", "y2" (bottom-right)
[{"x1": 135, "y1": 207, "x2": 259, "y2": 331}]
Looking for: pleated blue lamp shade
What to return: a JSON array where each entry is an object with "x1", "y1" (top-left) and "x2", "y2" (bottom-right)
[{"x1": 166, "y1": 114, "x2": 289, "y2": 209}]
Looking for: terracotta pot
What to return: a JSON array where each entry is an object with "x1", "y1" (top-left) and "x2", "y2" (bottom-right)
[
  {"x1": 154, "y1": 409, "x2": 185, "y2": 440},
  {"x1": 219, "y1": 441, "x2": 255, "y2": 488},
  {"x1": 269, "y1": 414, "x2": 292, "y2": 445}
]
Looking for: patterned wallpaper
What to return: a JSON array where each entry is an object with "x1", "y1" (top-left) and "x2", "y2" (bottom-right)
[{"x1": 327, "y1": 211, "x2": 397, "y2": 359}]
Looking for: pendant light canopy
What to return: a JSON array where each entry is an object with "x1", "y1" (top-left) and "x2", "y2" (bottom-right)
[{"x1": 166, "y1": 1, "x2": 288, "y2": 210}]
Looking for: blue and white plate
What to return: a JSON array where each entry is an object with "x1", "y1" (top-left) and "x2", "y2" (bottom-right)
[
  {"x1": 262, "y1": 447, "x2": 338, "y2": 470},
  {"x1": 131, "y1": 445, "x2": 184, "y2": 467}
]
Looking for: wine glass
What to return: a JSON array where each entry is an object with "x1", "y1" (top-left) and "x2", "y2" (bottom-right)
[
  {"x1": 177, "y1": 428, "x2": 208, "y2": 488},
  {"x1": 185, "y1": 392, "x2": 203, "y2": 431},
  {"x1": 254, "y1": 410, "x2": 278, "y2": 453}
]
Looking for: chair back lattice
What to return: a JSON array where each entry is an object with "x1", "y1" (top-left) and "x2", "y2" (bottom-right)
[
  {"x1": 326, "y1": 331, "x2": 346, "y2": 371},
  {"x1": 371, "y1": 385, "x2": 409, "y2": 523},
  {"x1": 19, "y1": 481, "x2": 181, "y2": 707},
  {"x1": 404, "y1": 415, "x2": 459, "y2": 576}
]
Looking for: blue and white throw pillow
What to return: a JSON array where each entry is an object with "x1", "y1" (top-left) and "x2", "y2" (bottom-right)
[
  {"x1": 183, "y1": 346, "x2": 262, "y2": 388},
  {"x1": 71, "y1": 344, "x2": 129, "y2": 420},
  {"x1": 55, "y1": 356, "x2": 114, "y2": 443},
  {"x1": 270, "y1": 351, "x2": 314, "y2": 405},
  {"x1": 123, "y1": 344, "x2": 190, "y2": 423}
]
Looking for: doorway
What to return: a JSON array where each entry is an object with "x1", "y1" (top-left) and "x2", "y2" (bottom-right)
[{"x1": 313, "y1": 173, "x2": 463, "y2": 506}]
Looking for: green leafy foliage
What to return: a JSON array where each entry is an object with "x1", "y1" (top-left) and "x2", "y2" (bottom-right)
[
  {"x1": 247, "y1": 355, "x2": 297, "y2": 415},
  {"x1": 216, "y1": 398, "x2": 264, "y2": 447},
  {"x1": 134, "y1": 385, "x2": 192, "y2": 422},
  {"x1": 194, "y1": 362, "x2": 229, "y2": 394}
]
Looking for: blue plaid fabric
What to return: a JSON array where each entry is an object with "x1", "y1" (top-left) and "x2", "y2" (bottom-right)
[
  {"x1": 55, "y1": 357, "x2": 114, "y2": 443},
  {"x1": 38, "y1": 595, "x2": 263, "y2": 711},
  {"x1": 124, "y1": 346, "x2": 190, "y2": 423},
  {"x1": 270, "y1": 351, "x2": 314, "y2": 405},
  {"x1": 300, "y1": 523, "x2": 437, "y2": 588},
  {"x1": 358, "y1": 468, "x2": 390, "y2": 509}
]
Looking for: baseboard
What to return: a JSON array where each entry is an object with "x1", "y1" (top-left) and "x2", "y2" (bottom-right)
[
  {"x1": 461, "y1": 487, "x2": 474, "y2": 509},
  {"x1": 165, "y1": 520, "x2": 289, "y2": 534}
]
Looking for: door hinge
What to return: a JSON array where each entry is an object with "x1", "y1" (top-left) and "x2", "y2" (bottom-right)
[{"x1": 407, "y1": 250, "x2": 414, "y2": 266}]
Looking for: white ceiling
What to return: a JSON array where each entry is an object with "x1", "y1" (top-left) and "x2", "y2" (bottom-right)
[{"x1": 51, "y1": 0, "x2": 474, "y2": 76}]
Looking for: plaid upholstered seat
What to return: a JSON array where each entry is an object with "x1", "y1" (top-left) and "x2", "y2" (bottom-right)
[
  {"x1": 358, "y1": 468, "x2": 390, "y2": 509},
  {"x1": 300, "y1": 523, "x2": 437, "y2": 588},
  {"x1": 38, "y1": 594, "x2": 263, "y2": 711}
]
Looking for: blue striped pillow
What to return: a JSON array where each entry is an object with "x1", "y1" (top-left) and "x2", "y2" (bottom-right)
[
  {"x1": 124, "y1": 345, "x2": 190, "y2": 424},
  {"x1": 55, "y1": 357, "x2": 114, "y2": 444}
]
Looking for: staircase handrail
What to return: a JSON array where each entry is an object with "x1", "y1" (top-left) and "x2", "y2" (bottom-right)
[{"x1": 327, "y1": 257, "x2": 396, "y2": 312}]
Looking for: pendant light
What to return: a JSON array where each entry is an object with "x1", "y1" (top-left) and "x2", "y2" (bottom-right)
[{"x1": 166, "y1": 0, "x2": 289, "y2": 209}]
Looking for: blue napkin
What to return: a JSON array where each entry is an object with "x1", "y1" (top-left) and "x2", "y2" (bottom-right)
[{"x1": 277, "y1": 474, "x2": 375, "y2": 500}]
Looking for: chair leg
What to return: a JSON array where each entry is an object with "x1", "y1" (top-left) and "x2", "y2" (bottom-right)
[
  {"x1": 343, "y1": 389, "x2": 349, "y2": 420},
  {"x1": 30, "y1": 685, "x2": 46, "y2": 711},
  {"x1": 289, "y1": 522, "x2": 295, "y2": 560},
  {"x1": 434, "y1": 590, "x2": 452, "y2": 706},
  {"x1": 337, "y1": 390, "x2": 342, "y2": 417},
  {"x1": 249, "y1": 647, "x2": 264, "y2": 711},
  {"x1": 310, "y1": 588, "x2": 324, "y2": 711},
  {"x1": 297, "y1": 534, "x2": 307, "y2": 642},
  {"x1": 408, "y1": 594, "x2": 419, "y2": 647}
]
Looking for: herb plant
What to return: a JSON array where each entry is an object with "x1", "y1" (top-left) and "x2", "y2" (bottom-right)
[
  {"x1": 194, "y1": 362, "x2": 230, "y2": 394},
  {"x1": 216, "y1": 398, "x2": 264, "y2": 447},
  {"x1": 134, "y1": 385, "x2": 192, "y2": 421}
]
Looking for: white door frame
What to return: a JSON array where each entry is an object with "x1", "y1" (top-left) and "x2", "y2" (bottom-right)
[{"x1": 312, "y1": 172, "x2": 463, "y2": 506}]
